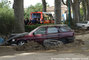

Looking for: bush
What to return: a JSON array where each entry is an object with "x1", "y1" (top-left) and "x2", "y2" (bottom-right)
[
  {"x1": 25, "y1": 24, "x2": 53, "y2": 32},
  {"x1": 0, "y1": 8, "x2": 15, "y2": 35}
]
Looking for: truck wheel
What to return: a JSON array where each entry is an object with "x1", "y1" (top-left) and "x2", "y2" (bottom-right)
[
  {"x1": 17, "y1": 40, "x2": 27, "y2": 46},
  {"x1": 43, "y1": 39, "x2": 63, "y2": 48}
]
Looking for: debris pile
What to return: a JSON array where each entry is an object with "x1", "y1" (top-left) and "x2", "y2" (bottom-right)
[
  {"x1": 13, "y1": 41, "x2": 44, "y2": 51},
  {"x1": 13, "y1": 39, "x2": 85, "y2": 51},
  {"x1": 75, "y1": 29, "x2": 89, "y2": 35}
]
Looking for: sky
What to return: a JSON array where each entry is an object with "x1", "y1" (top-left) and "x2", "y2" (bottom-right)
[{"x1": 8, "y1": 0, "x2": 54, "y2": 8}]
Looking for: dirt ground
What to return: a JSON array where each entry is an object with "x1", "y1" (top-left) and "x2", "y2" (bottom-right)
[{"x1": 1, "y1": 31, "x2": 89, "y2": 56}]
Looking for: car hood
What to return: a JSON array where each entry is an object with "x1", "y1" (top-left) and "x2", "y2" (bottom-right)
[{"x1": 7, "y1": 32, "x2": 29, "y2": 41}]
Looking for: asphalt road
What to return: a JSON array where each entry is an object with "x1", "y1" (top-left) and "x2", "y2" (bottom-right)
[{"x1": 0, "y1": 51, "x2": 89, "y2": 60}]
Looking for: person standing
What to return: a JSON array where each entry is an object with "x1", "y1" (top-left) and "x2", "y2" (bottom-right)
[{"x1": 24, "y1": 18, "x2": 29, "y2": 25}]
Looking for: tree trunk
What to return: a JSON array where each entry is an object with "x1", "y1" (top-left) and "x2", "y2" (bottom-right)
[
  {"x1": 54, "y1": 0, "x2": 61, "y2": 24},
  {"x1": 62, "y1": 0, "x2": 72, "y2": 21},
  {"x1": 42, "y1": 0, "x2": 46, "y2": 12},
  {"x1": 86, "y1": 0, "x2": 89, "y2": 20},
  {"x1": 77, "y1": 1, "x2": 80, "y2": 22},
  {"x1": 82, "y1": 0, "x2": 87, "y2": 21},
  {"x1": 72, "y1": 0, "x2": 80, "y2": 24},
  {"x1": 13, "y1": 0, "x2": 25, "y2": 33}
]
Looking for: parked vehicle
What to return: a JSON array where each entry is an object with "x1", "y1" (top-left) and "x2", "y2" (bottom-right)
[
  {"x1": 76, "y1": 21, "x2": 89, "y2": 29},
  {"x1": 30, "y1": 12, "x2": 54, "y2": 24},
  {"x1": 7, "y1": 24, "x2": 74, "y2": 46}
]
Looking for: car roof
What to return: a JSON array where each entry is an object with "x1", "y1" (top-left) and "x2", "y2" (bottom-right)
[{"x1": 38, "y1": 24, "x2": 68, "y2": 28}]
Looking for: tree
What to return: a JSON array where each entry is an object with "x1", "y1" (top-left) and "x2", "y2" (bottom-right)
[
  {"x1": 81, "y1": 0, "x2": 87, "y2": 21},
  {"x1": 62, "y1": 0, "x2": 72, "y2": 20},
  {"x1": 86, "y1": 0, "x2": 89, "y2": 20},
  {"x1": 72, "y1": 0, "x2": 80, "y2": 24},
  {"x1": 0, "y1": 0, "x2": 14, "y2": 35},
  {"x1": 0, "y1": 0, "x2": 10, "y2": 8},
  {"x1": 42, "y1": 0, "x2": 46, "y2": 12},
  {"x1": 13, "y1": 0, "x2": 25, "y2": 33},
  {"x1": 24, "y1": 3, "x2": 43, "y2": 18},
  {"x1": 54, "y1": 0, "x2": 61, "y2": 24}
]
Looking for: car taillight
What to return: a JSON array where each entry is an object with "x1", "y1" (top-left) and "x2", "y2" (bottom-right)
[{"x1": 73, "y1": 32, "x2": 75, "y2": 36}]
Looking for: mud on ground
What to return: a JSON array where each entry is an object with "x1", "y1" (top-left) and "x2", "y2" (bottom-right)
[
  {"x1": 0, "y1": 32, "x2": 89, "y2": 56},
  {"x1": 10, "y1": 38, "x2": 88, "y2": 52}
]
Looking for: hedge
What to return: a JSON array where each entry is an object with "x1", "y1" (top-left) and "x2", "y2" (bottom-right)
[
  {"x1": 25, "y1": 24, "x2": 53, "y2": 32},
  {"x1": 0, "y1": 8, "x2": 15, "y2": 35}
]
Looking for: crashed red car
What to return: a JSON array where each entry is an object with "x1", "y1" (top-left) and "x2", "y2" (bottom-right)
[{"x1": 8, "y1": 24, "x2": 75, "y2": 46}]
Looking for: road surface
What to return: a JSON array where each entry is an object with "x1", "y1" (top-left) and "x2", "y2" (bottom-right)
[{"x1": 0, "y1": 51, "x2": 89, "y2": 60}]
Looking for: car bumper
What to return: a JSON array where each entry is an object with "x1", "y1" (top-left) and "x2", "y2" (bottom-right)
[{"x1": 67, "y1": 36, "x2": 75, "y2": 42}]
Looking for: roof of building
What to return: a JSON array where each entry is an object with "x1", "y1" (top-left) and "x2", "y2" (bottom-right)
[{"x1": 47, "y1": 5, "x2": 68, "y2": 12}]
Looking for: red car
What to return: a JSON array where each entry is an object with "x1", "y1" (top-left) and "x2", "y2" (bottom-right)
[{"x1": 8, "y1": 24, "x2": 74, "y2": 46}]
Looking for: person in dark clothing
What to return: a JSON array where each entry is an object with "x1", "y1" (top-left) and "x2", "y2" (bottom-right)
[
  {"x1": 26, "y1": 18, "x2": 29, "y2": 25},
  {"x1": 31, "y1": 18, "x2": 37, "y2": 24},
  {"x1": 24, "y1": 19, "x2": 26, "y2": 25},
  {"x1": 24, "y1": 18, "x2": 29, "y2": 25},
  {"x1": 36, "y1": 18, "x2": 40, "y2": 24}
]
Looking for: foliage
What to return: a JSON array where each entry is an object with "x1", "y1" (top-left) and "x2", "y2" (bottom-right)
[
  {"x1": 25, "y1": 24, "x2": 52, "y2": 32},
  {"x1": 0, "y1": 0, "x2": 10, "y2": 8},
  {"x1": 25, "y1": 24, "x2": 41, "y2": 32},
  {"x1": 0, "y1": 0, "x2": 15, "y2": 35},
  {"x1": 80, "y1": 7, "x2": 84, "y2": 21},
  {"x1": 0, "y1": 8, "x2": 15, "y2": 35},
  {"x1": 24, "y1": 3, "x2": 43, "y2": 19},
  {"x1": 80, "y1": 6, "x2": 84, "y2": 16}
]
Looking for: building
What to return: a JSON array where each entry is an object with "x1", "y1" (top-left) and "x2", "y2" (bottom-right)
[{"x1": 47, "y1": 4, "x2": 68, "y2": 21}]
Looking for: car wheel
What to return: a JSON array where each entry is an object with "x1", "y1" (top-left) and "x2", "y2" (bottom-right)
[
  {"x1": 60, "y1": 38, "x2": 67, "y2": 44},
  {"x1": 43, "y1": 39, "x2": 63, "y2": 48},
  {"x1": 56, "y1": 41, "x2": 63, "y2": 47},
  {"x1": 67, "y1": 37, "x2": 75, "y2": 43},
  {"x1": 17, "y1": 40, "x2": 26, "y2": 46},
  {"x1": 82, "y1": 25, "x2": 86, "y2": 29},
  {"x1": 87, "y1": 27, "x2": 89, "y2": 30}
]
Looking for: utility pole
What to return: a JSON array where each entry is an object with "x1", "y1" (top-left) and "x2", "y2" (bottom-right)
[{"x1": 68, "y1": 0, "x2": 71, "y2": 27}]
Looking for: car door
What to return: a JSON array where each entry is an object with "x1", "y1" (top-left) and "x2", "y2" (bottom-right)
[
  {"x1": 46, "y1": 26, "x2": 59, "y2": 40},
  {"x1": 33, "y1": 27, "x2": 47, "y2": 42},
  {"x1": 58, "y1": 26, "x2": 73, "y2": 38}
]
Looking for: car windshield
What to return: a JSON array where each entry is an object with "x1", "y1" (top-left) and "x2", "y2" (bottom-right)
[
  {"x1": 80, "y1": 21, "x2": 87, "y2": 23},
  {"x1": 32, "y1": 13, "x2": 41, "y2": 18}
]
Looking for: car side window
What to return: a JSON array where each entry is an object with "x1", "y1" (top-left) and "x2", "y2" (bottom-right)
[
  {"x1": 34, "y1": 27, "x2": 46, "y2": 34},
  {"x1": 47, "y1": 27, "x2": 58, "y2": 34},
  {"x1": 59, "y1": 26, "x2": 71, "y2": 32}
]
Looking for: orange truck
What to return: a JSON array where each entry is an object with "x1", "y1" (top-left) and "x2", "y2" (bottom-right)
[{"x1": 30, "y1": 12, "x2": 54, "y2": 24}]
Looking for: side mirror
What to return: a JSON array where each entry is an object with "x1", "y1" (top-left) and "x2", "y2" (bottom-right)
[{"x1": 33, "y1": 32, "x2": 35, "y2": 35}]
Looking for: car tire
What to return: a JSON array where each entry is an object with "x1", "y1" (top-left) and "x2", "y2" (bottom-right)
[
  {"x1": 17, "y1": 40, "x2": 27, "y2": 46},
  {"x1": 67, "y1": 37, "x2": 75, "y2": 43},
  {"x1": 82, "y1": 25, "x2": 86, "y2": 29},
  {"x1": 43, "y1": 39, "x2": 63, "y2": 48},
  {"x1": 87, "y1": 27, "x2": 89, "y2": 30},
  {"x1": 60, "y1": 38, "x2": 67, "y2": 44}
]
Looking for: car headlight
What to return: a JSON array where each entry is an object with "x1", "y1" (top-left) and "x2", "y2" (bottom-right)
[{"x1": 12, "y1": 39, "x2": 15, "y2": 42}]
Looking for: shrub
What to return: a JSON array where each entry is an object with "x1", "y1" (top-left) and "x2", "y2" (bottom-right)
[
  {"x1": 25, "y1": 24, "x2": 53, "y2": 32},
  {"x1": 0, "y1": 8, "x2": 15, "y2": 35}
]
